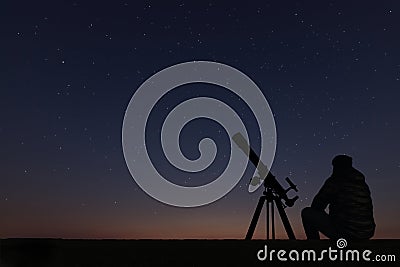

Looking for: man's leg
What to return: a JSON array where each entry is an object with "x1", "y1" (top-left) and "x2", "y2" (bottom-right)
[{"x1": 301, "y1": 207, "x2": 339, "y2": 240}]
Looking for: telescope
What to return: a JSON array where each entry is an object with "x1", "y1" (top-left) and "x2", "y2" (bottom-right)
[{"x1": 232, "y1": 133, "x2": 299, "y2": 240}]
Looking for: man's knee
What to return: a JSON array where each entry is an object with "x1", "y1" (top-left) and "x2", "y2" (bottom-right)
[{"x1": 301, "y1": 207, "x2": 314, "y2": 220}]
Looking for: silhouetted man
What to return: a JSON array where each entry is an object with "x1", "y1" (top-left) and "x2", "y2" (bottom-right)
[{"x1": 301, "y1": 155, "x2": 375, "y2": 240}]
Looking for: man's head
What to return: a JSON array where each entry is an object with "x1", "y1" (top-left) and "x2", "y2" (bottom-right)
[{"x1": 332, "y1": 155, "x2": 353, "y2": 170}]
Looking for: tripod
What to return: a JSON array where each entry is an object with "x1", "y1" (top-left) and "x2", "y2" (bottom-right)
[{"x1": 245, "y1": 178, "x2": 296, "y2": 240}]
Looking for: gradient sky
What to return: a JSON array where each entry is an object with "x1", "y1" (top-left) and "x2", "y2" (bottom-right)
[{"x1": 1, "y1": 1, "x2": 400, "y2": 239}]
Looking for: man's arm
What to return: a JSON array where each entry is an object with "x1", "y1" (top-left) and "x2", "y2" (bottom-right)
[{"x1": 311, "y1": 177, "x2": 336, "y2": 211}]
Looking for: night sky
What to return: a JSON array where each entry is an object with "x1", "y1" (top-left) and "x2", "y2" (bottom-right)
[{"x1": 1, "y1": 1, "x2": 400, "y2": 239}]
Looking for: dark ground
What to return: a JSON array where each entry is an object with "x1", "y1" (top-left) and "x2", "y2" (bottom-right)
[{"x1": 0, "y1": 239, "x2": 398, "y2": 267}]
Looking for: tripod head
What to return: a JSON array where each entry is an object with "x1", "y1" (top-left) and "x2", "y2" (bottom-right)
[
  {"x1": 232, "y1": 132, "x2": 299, "y2": 207},
  {"x1": 263, "y1": 173, "x2": 299, "y2": 207}
]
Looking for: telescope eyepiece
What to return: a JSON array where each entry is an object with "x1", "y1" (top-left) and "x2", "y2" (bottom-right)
[{"x1": 285, "y1": 177, "x2": 298, "y2": 192}]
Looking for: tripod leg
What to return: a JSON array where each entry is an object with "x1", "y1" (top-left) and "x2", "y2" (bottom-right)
[
  {"x1": 246, "y1": 196, "x2": 266, "y2": 240},
  {"x1": 274, "y1": 199, "x2": 296, "y2": 240},
  {"x1": 266, "y1": 199, "x2": 269, "y2": 240},
  {"x1": 271, "y1": 200, "x2": 275, "y2": 240}
]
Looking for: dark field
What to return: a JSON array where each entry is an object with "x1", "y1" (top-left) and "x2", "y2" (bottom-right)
[{"x1": 1, "y1": 239, "x2": 399, "y2": 267}]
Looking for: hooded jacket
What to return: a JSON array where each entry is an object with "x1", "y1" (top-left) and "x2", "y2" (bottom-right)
[{"x1": 311, "y1": 167, "x2": 375, "y2": 239}]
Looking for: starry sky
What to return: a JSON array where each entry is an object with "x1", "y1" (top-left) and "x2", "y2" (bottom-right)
[{"x1": 1, "y1": 1, "x2": 400, "y2": 239}]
